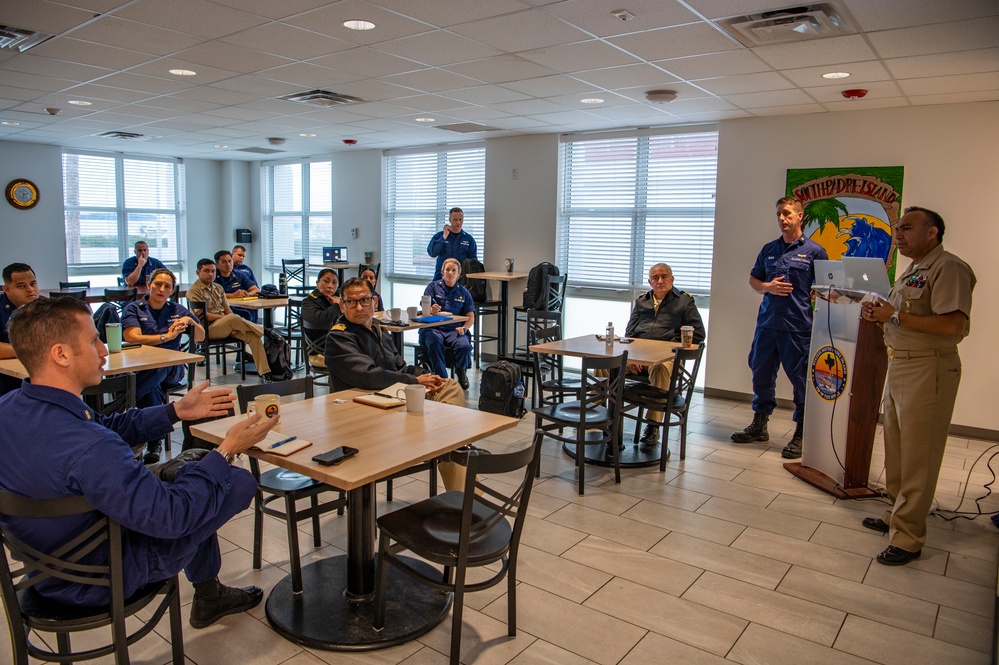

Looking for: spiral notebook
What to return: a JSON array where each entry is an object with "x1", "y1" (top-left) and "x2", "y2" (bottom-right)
[{"x1": 252, "y1": 431, "x2": 313, "y2": 456}]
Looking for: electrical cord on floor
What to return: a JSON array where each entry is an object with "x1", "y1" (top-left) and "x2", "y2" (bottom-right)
[{"x1": 930, "y1": 443, "x2": 999, "y2": 522}]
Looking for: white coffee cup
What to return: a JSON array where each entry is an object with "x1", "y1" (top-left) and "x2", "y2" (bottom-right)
[
  {"x1": 407, "y1": 306, "x2": 418, "y2": 321},
  {"x1": 388, "y1": 307, "x2": 402, "y2": 322},
  {"x1": 249, "y1": 394, "x2": 280, "y2": 418},
  {"x1": 396, "y1": 384, "x2": 425, "y2": 413}
]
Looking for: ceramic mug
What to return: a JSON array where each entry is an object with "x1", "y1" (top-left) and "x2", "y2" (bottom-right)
[
  {"x1": 396, "y1": 384, "x2": 425, "y2": 413},
  {"x1": 249, "y1": 394, "x2": 280, "y2": 418}
]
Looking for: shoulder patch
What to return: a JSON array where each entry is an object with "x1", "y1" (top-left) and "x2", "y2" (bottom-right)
[{"x1": 331, "y1": 323, "x2": 347, "y2": 331}]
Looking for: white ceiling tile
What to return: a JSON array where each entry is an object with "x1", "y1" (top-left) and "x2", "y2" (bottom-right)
[
  {"x1": 373, "y1": 31, "x2": 503, "y2": 67},
  {"x1": 500, "y1": 74, "x2": 599, "y2": 97},
  {"x1": 0, "y1": 86, "x2": 47, "y2": 102},
  {"x1": 285, "y1": 1, "x2": 433, "y2": 44},
  {"x1": 695, "y1": 71, "x2": 795, "y2": 95},
  {"x1": 488, "y1": 116, "x2": 553, "y2": 129},
  {"x1": 725, "y1": 88, "x2": 816, "y2": 108},
  {"x1": 201, "y1": 106, "x2": 281, "y2": 123},
  {"x1": 868, "y1": 17, "x2": 999, "y2": 59},
  {"x1": 609, "y1": 23, "x2": 740, "y2": 61},
  {"x1": 0, "y1": 0, "x2": 96, "y2": 34},
  {"x1": 527, "y1": 110, "x2": 603, "y2": 125},
  {"x1": 781, "y1": 61, "x2": 891, "y2": 88},
  {"x1": 116, "y1": 104, "x2": 182, "y2": 120},
  {"x1": 114, "y1": 0, "x2": 269, "y2": 39},
  {"x1": 329, "y1": 79, "x2": 420, "y2": 102},
  {"x1": 52, "y1": 85, "x2": 152, "y2": 104},
  {"x1": 139, "y1": 96, "x2": 221, "y2": 113},
  {"x1": 381, "y1": 68, "x2": 481, "y2": 93},
  {"x1": 393, "y1": 94, "x2": 469, "y2": 112},
  {"x1": 545, "y1": 0, "x2": 699, "y2": 38},
  {"x1": 842, "y1": 0, "x2": 997, "y2": 32},
  {"x1": 653, "y1": 96, "x2": 736, "y2": 114},
  {"x1": 443, "y1": 86, "x2": 532, "y2": 105},
  {"x1": 750, "y1": 104, "x2": 825, "y2": 117},
  {"x1": 886, "y1": 48, "x2": 999, "y2": 79},
  {"x1": 451, "y1": 9, "x2": 590, "y2": 53},
  {"x1": 585, "y1": 103, "x2": 679, "y2": 121},
  {"x1": 67, "y1": 17, "x2": 206, "y2": 56},
  {"x1": 259, "y1": 63, "x2": 362, "y2": 89},
  {"x1": 127, "y1": 59, "x2": 241, "y2": 85},
  {"x1": 311, "y1": 47, "x2": 425, "y2": 78},
  {"x1": 492, "y1": 98, "x2": 566, "y2": 115},
  {"x1": 612, "y1": 81, "x2": 712, "y2": 102},
  {"x1": 169, "y1": 86, "x2": 258, "y2": 106},
  {"x1": 375, "y1": 0, "x2": 532, "y2": 27},
  {"x1": 571, "y1": 63, "x2": 677, "y2": 89},
  {"x1": 172, "y1": 42, "x2": 293, "y2": 75},
  {"x1": 0, "y1": 70, "x2": 76, "y2": 93},
  {"x1": 908, "y1": 90, "x2": 999, "y2": 105},
  {"x1": 445, "y1": 55, "x2": 556, "y2": 84},
  {"x1": 899, "y1": 71, "x2": 999, "y2": 96},
  {"x1": 221, "y1": 23, "x2": 356, "y2": 61},
  {"x1": 751, "y1": 35, "x2": 876, "y2": 70},
  {"x1": 29, "y1": 38, "x2": 155, "y2": 71},
  {"x1": 656, "y1": 50, "x2": 771, "y2": 79},
  {"x1": 208, "y1": 0, "x2": 335, "y2": 21},
  {"x1": 95, "y1": 73, "x2": 195, "y2": 94},
  {"x1": 519, "y1": 40, "x2": 641, "y2": 73},
  {"x1": 437, "y1": 106, "x2": 515, "y2": 121},
  {"x1": 681, "y1": 0, "x2": 788, "y2": 21},
  {"x1": 209, "y1": 75, "x2": 305, "y2": 98},
  {"x1": 803, "y1": 80, "x2": 903, "y2": 103},
  {"x1": 820, "y1": 97, "x2": 909, "y2": 112},
  {"x1": 0, "y1": 55, "x2": 112, "y2": 84}
]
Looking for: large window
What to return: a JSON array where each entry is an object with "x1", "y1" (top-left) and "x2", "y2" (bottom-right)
[
  {"x1": 261, "y1": 160, "x2": 332, "y2": 271},
  {"x1": 557, "y1": 128, "x2": 718, "y2": 294},
  {"x1": 383, "y1": 144, "x2": 485, "y2": 280},
  {"x1": 62, "y1": 151, "x2": 185, "y2": 279}
]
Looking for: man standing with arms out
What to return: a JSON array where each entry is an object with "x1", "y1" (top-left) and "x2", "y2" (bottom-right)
[
  {"x1": 231, "y1": 244, "x2": 256, "y2": 285},
  {"x1": 427, "y1": 207, "x2": 477, "y2": 281},
  {"x1": 861, "y1": 206, "x2": 975, "y2": 566},
  {"x1": 0, "y1": 296, "x2": 279, "y2": 627},
  {"x1": 625, "y1": 263, "x2": 705, "y2": 444},
  {"x1": 215, "y1": 250, "x2": 259, "y2": 323},
  {"x1": 121, "y1": 240, "x2": 166, "y2": 287},
  {"x1": 1, "y1": 262, "x2": 41, "y2": 395},
  {"x1": 187, "y1": 258, "x2": 273, "y2": 382},
  {"x1": 731, "y1": 195, "x2": 827, "y2": 459}
]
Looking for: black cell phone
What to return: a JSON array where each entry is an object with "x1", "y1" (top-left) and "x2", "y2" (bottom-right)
[{"x1": 312, "y1": 446, "x2": 359, "y2": 466}]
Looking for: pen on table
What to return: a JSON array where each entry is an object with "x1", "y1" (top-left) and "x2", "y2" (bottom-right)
[
  {"x1": 374, "y1": 392, "x2": 403, "y2": 400},
  {"x1": 270, "y1": 435, "x2": 297, "y2": 449}
]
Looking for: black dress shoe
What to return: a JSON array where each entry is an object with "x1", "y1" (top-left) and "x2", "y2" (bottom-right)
[
  {"x1": 189, "y1": 580, "x2": 263, "y2": 628},
  {"x1": 862, "y1": 517, "x2": 889, "y2": 533},
  {"x1": 455, "y1": 369, "x2": 469, "y2": 390},
  {"x1": 876, "y1": 545, "x2": 921, "y2": 566}
]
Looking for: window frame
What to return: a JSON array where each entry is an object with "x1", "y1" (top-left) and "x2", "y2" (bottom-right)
[{"x1": 260, "y1": 158, "x2": 333, "y2": 274}]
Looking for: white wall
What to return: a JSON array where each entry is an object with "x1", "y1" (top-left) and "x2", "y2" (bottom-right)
[
  {"x1": 708, "y1": 101, "x2": 999, "y2": 431},
  {"x1": 0, "y1": 141, "x2": 68, "y2": 286},
  {"x1": 331, "y1": 149, "x2": 381, "y2": 272}
]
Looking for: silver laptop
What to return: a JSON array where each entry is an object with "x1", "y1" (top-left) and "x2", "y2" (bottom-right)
[
  {"x1": 813, "y1": 260, "x2": 846, "y2": 288},
  {"x1": 842, "y1": 257, "x2": 891, "y2": 297}
]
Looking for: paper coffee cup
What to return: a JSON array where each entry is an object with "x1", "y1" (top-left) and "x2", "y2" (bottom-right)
[{"x1": 680, "y1": 326, "x2": 694, "y2": 347}]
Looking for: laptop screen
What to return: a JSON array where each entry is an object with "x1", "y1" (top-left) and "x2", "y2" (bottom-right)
[
  {"x1": 813, "y1": 260, "x2": 846, "y2": 288},
  {"x1": 842, "y1": 257, "x2": 891, "y2": 296},
  {"x1": 322, "y1": 247, "x2": 347, "y2": 263}
]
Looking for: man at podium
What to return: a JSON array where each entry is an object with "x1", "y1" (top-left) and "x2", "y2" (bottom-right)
[{"x1": 861, "y1": 206, "x2": 975, "y2": 566}]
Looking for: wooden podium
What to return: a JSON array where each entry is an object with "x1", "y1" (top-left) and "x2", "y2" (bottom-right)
[{"x1": 784, "y1": 293, "x2": 887, "y2": 499}]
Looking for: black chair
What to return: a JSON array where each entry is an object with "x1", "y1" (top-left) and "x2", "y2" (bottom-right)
[
  {"x1": 81, "y1": 373, "x2": 140, "y2": 458},
  {"x1": 50, "y1": 289, "x2": 88, "y2": 301},
  {"x1": 533, "y1": 352, "x2": 628, "y2": 495},
  {"x1": 530, "y1": 323, "x2": 581, "y2": 411},
  {"x1": 235, "y1": 378, "x2": 346, "y2": 594},
  {"x1": 281, "y1": 258, "x2": 309, "y2": 295},
  {"x1": 59, "y1": 280, "x2": 91, "y2": 289},
  {"x1": 621, "y1": 344, "x2": 705, "y2": 466},
  {"x1": 0, "y1": 491, "x2": 184, "y2": 665},
  {"x1": 300, "y1": 316, "x2": 331, "y2": 387},
  {"x1": 358, "y1": 262, "x2": 380, "y2": 281},
  {"x1": 373, "y1": 432, "x2": 543, "y2": 665},
  {"x1": 504, "y1": 309, "x2": 562, "y2": 403},
  {"x1": 117, "y1": 276, "x2": 127, "y2": 287},
  {"x1": 512, "y1": 272, "x2": 567, "y2": 357},
  {"x1": 186, "y1": 301, "x2": 246, "y2": 381},
  {"x1": 104, "y1": 287, "x2": 138, "y2": 316}
]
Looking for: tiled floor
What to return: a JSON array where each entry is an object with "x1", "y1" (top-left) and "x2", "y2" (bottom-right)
[{"x1": 4, "y1": 364, "x2": 997, "y2": 665}]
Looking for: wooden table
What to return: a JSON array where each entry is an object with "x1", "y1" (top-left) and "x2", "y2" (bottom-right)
[
  {"x1": 46, "y1": 284, "x2": 191, "y2": 304},
  {"x1": 310, "y1": 261, "x2": 355, "y2": 285},
  {"x1": 529, "y1": 334, "x2": 690, "y2": 468},
  {"x1": 466, "y1": 270, "x2": 527, "y2": 358},
  {"x1": 378, "y1": 313, "x2": 470, "y2": 356},
  {"x1": 190, "y1": 390, "x2": 519, "y2": 651},
  {"x1": 225, "y1": 296, "x2": 288, "y2": 330}
]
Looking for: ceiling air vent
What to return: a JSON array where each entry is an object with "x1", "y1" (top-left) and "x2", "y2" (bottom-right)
[
  {"x1": 0, "y1": 25, "x2": 55, "y2": 52},
  {"x1": 236, "y1": 147, "x2": 286, "y2": 154},
  {"x1": 433, "y1": 123, "x2": 501, "y2": 134},
  {"x1": 99, "y1": 131, "x2": 156, "y2": 141},
  {"x1": 716, "y1": 3, "x2": 856, "y2": 47},
  {"x1": 277, "y1": 89, "x2": 366, "y2": 107}
]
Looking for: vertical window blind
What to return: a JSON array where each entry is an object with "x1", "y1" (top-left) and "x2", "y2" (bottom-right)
[
  {"x1": 382, "y1": 144, "x2": 485, "y2": 280},
  {"x1": 557, "y1": 129, "x2": 718, "y2": 293},
  {"x1": 62, "y1": 151, "x2": 185, "y2": 272},
  {"x1": 261, "y1": 160, "x2": 333, "y2": 271}
]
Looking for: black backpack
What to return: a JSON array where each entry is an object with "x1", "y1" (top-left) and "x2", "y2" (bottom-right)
[
  {"x1": 263, "y1": 329, "x2": 293, "y2": 381},
  {"x1": 522, "y1": 262, "x2": 559, "y2": 309},
  {"x1": 460, "y1": 258, "x2": 488, "y2": 303},
  {"x1": 478, "y1": 361, "x2": 526, "y2": 419}
]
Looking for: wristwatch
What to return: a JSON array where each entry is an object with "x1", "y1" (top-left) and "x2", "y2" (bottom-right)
[
  {"x1": 159, "y1": 333, "x2": 166, "y2": 343},
  {"x1": 220, "y1": 450, "x2": 237, "y2": 465},
  {"x1": 888, "y1": 312, "x2": 901, "y2": 327}
]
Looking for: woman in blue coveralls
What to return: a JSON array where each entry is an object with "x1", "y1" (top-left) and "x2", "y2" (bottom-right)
[
  {"x1": 121, "y1": 268, "x2": 205, "y2": 463},
  {"x1": 419, "y1": 257, "x2": 476, "y2": 390}
]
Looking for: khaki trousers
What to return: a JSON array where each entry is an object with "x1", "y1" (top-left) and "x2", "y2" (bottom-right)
[
  {"x1": 208, "y1": 314, "x2": 271, "y2": 376},
  {"x1": 881, "y1": 351, "x2": 961, "y2": 552},
  {"x1": 430, "y1": 378, "x2": 468, "y2": 490},
  {"x1": 643, "y1": 357, "x2": 676, "y2": 424}
]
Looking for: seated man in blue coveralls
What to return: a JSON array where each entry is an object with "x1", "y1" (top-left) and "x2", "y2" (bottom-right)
[
  {"x1": 731, "y1": 195, "x2": 827, "y2": 459},
  {"x1": 0, "y1": 296, "x2": 280, "y2": 628},
  {"x1": 419, "y1": 258, "x2": 476, "y2": 390},
  {"x1": 121, "y1": 240, "x2": 166, "y2": 287},
  {"x1": 231, "y1": 244, "x2": 256, "y2": 285},
  {"x1": 427, "y1": 207, "x2": 477, "y2": 281},
  {"x1": 1, "y1": 262, "x2": 41, "y2": 395},
  {"x1": 215, "y1": 250, "x2": 259, "y2": 323}
]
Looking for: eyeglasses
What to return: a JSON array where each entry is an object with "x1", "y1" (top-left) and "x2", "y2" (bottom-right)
[{"x1": 343, "y1": 296, "x2": 373, "y2": 308}]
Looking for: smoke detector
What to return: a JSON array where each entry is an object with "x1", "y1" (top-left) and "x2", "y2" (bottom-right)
[
  {"x1": 267, "y1": 137, "x2": 286, "y2": 146},
  {"x1": 645, "y1": 89, "x2": 678, "y2": 104}
]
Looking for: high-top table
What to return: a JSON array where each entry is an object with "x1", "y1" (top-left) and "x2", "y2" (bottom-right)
[
  {"x1": 528, "y1": 334, "x2": 689, "y2": 468},
  {"x1": 466, "y1": 270, "x2": 527, "y2": 358},
  {"x1": 310, "y1": 261, "x2": 355, "y2": 285},
  {"x1": 46, "y1": 283, "x2": 191, "y2": 304},
  {"x1": 224, "y1": 296, "x2": 288, "y2": 331},
  {"x1": 378, "y1": 312, "x2": 470, "y2": 356},
  {"x1": 190, "y1": 390, "x2": 518, "y2": 651}
]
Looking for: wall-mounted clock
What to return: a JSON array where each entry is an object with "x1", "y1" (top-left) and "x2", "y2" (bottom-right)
[{"x1": 5, "y1": 179, "x2": 40, "y2": 210}]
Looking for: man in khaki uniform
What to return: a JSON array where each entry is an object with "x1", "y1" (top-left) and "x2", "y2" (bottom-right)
[
  {"x1": 861, "y1": 206, "x2": 975, "y2": 566},
  {"x1": 186, "y1": 258, "x2": 273, "y2": 381}
]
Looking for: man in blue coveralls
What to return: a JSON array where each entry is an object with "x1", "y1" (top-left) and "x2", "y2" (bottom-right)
[
  {"x1": 121, "y1": 240, "x2": 166, "y2": 287},
  {"x1": 731, "y1": 195, "x2": 827, "y2": 459},
  {"x1": 0, "y1": 296, "x2": 280, "y2": 628},
  {"x1": 420, "y1": 258, "x2": 476, "y2": 390},
  {"x1": 215, "y1": 249, "x2": 260, "y2": 323},
  {"x1": 427, "y1": 207, "x2": 478, "y2": 281},
  {"x1": 1, "y1": 262, "x2": 41, "y2": 395}
]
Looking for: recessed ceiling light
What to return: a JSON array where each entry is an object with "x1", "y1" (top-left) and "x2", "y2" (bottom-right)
[
  {"x1": 822, "y1": 71, "x2": 850, "y2": 79},
  {"x1": 581, "y1": 98, "x2": 604, "y2": 104},
  {"x1": 343, "y1": 19, "x2": 376, "y2": 31},
  {"x1": 299, "y1": 132, "x2": 317, "y2": 137},
  {"x1": 1, "y1": 121, "x2": 20, "y2": 126},
  {"x1": 168, "y1": 69, "x2": 197, "y2": 76},
  {"x1": 415, "y1": 117, "x2": 436, "y2": 123},
  {"x1": 67, "y1": 100, "x2": 92, "y2": 106},
  {"x1": 214, "y1": 144, "x2": 228, "y2": 149}
]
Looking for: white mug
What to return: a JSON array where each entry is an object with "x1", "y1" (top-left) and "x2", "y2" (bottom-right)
[
  {"x1": 388, "y1": 307, "x2": 402, "y2": 321},
  {"x1": 248, "y1": 394, "x2": 280, "y2": 418},
  {"x1": 396, "y1": 384, "x2": 425, "y2": 413},
  {"x1": 407, "y1": 306, "x2": 419, "y2": 321}
]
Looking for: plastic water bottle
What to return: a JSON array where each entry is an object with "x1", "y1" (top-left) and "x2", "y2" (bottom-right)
[
  {"x1": 513, "y1": 381, "x2": 525, "y2": 400},
  {"x1": 605, "y1": 321, "x2": 614, "y2": 345}
]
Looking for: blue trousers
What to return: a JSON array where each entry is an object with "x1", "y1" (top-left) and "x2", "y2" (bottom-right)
[
  {"x1": 419, "y1": 327, "x2": 471, "y2": 378},
  {"x1": 135, "y1": 364, "x2": 186, "y2": 408},
  {"x1": 748, "y1": 326, "x2": 810, "y2": 423}
]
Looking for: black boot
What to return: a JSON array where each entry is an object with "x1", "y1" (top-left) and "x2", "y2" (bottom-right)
[
  {"x1": 189, "y1": 579, "x2": 263, "y2": 629},
  {"x1": 455, "y1": 367, "x2": 469, "y2": 390},
  {"x1": 143, "y1": 439, "x2": 162, "y2": 465},
  {"x1": 781, "y1": 421, "x2": 804, "y2": 459},
  {"x1": 731, "y1": 413, "x2": 769, "y2": 443}
]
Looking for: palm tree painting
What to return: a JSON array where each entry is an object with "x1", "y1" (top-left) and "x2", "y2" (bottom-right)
[{"x1": 803, "y1": 198, "x2": 849, "y2": 234}]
